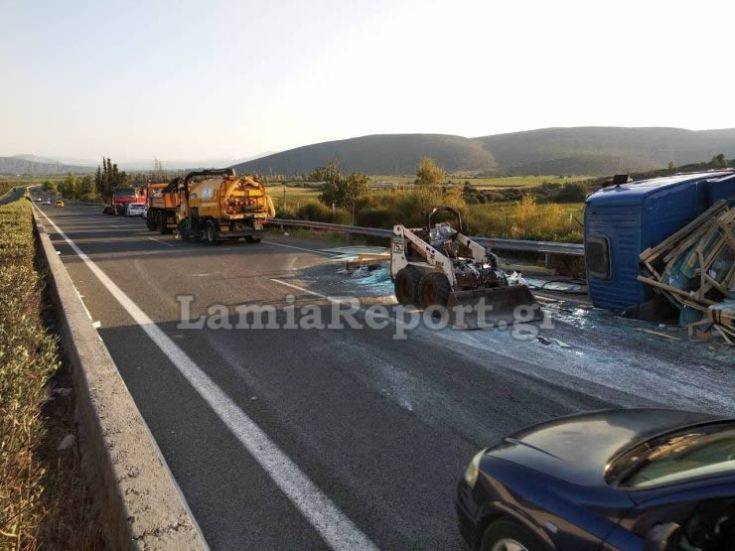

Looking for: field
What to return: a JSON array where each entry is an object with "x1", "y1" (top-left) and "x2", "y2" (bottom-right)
[
  {"x1": 271, "y1": 177, "x2": 586, "y2": 243},
  {"x1": 267, "y1": 174, "x2": 590, "y2": 207},
  {"x1": 367, "y1": 174, "x2": 590, "y2": 189},
  {"x1": 265, "y1": 184, "x2": 321, "y2": 210}
]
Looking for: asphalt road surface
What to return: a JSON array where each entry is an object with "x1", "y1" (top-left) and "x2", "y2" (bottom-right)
[{"x1": 36, "y1": 202, "x2": 735, "y2": 550}]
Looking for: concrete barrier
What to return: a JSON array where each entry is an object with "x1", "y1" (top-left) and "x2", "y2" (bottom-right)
[{"x1": 33, "y1": 206, "x2": 208, "y2": 550}]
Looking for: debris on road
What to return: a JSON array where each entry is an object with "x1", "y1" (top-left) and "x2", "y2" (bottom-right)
[{"x1": 638, "y1": 199, "x2": 735, "y2": 344}]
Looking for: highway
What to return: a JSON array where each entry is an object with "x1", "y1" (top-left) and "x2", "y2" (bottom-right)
[{"x1": 36, "y1": 202, "x2": 735, "y2": 550}]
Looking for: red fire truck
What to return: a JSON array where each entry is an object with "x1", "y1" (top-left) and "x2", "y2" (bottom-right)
[{"x1": 103, "y1": 186, "x2": 148, "y2": 215}]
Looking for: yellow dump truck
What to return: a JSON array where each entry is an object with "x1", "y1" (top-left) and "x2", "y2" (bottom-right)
[
  {"x1": 146, "y1": 180, "x2": 180, "y2": 234},
  {"x1": 176, "y1": 169, "x2": 275, "y2": 244}
]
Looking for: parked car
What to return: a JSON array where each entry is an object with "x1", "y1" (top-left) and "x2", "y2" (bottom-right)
[
  {"x1": 126, "y1": 203, "x2": 146, "y2": 217},
  {"x1": 43, "y1": 199, "x2": 52, "y2": 205},
  {"x1": 55, "y1": 199, "x2": 64, "y2": 207},
  {"x1": 457, "y1": 408, "x2": 735, "y2": 550}
]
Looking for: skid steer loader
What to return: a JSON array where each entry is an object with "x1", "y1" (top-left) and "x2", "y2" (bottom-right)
[{"x1": 390, "y1": 207, "x2": 542, "y2": 329}]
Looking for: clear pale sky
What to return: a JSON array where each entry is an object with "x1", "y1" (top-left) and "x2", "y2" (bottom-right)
[{"x1": 2, "y1": 0, "x2": 733, "y2": 162}]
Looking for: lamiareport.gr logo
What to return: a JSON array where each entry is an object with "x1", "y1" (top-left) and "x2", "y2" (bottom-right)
[{"x1": 176, "y1": 294, "x2": 553, "y2": 340}]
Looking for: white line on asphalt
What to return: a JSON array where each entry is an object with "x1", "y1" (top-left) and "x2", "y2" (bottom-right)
[
  {"x1": 35, "y1": 207, "x2": 377, "y2": 551},
  {"x1": 263, "y1": 240, "x2": 334, "y2": 256},
  {"x1": 270, "y1": 278, "x2": 406, "y2": 332},
  {"x1": 270, "y1": 278, "x2": 331, "y2": 299},
  {"x1": 147, "y1": 236, "x2": 175, "y2": 247}
]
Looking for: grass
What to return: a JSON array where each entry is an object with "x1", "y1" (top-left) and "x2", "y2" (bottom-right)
[
  {"x1": 459, "y1": 175, "x2": 589, "y2": 190},
  {"x1": 265, "y1": 184, "x2": 321, "y2": 210},
  {"x1": 344, "y1": 174, "x2": 590, "y2": 189},
  {"x1": 276, "y1": 183, "x2": 586, "y2": 243},
  {"x1": 0, "y1": 197, "x2": 102, "y2": 549},
  {"x1": 468, "y1": 197, "x2": 584, "y2": 243}
]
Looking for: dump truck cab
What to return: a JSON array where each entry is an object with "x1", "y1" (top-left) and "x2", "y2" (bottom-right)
[{"x1": 176, "y1": 169, "x2": 275, "y2": 244}]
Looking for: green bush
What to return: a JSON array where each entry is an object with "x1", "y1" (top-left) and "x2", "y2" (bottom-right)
[
  {"x1": 295, "y1": 201, "x2": 352, "y2": 224},
  {"x1": 331, "y1": 208, "x2": 353, "y2": 225},
  {"x1": 555, "y1": 182, "x2": 588, "y2": 203},
  {"x1": 0, "y1": 182, "x2": 15, "y2": 197},
  {"x1": 356, "y1": 207, "x2": 396, "y2": 229}
]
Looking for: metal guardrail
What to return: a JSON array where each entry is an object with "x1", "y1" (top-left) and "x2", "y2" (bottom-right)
[{"x1": 268, "y1": 218, "x2": 585, "y2": 257}]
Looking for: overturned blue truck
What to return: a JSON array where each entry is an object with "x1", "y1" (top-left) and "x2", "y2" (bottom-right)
[{"x1": 584, "y1": 170, "x2": 735, "y2": 326}]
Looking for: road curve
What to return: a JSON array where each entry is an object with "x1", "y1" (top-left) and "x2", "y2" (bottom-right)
[{"x1": 36, "y1": 202, "x2": 734, "y2": 550}]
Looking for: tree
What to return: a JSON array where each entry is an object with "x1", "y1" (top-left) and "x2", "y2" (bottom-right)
[
  {"x1": 668, "y1": 161, "x2": 676, "y2": 172},
  {"x1": 308, "y1": 163, "x2": 341, "y2": 184},
  {"x1": 77, "y1": 175, "x2": 94, "y2": 199},
  {"x1": 58, "y1": 173, "x2": 77, "y2": 197},
  {"x1": 42, "y1": 180, "x2": 56, "y2": 191},
  {"x1": 94, "y1": 157, "x2": 128, "y2": 201},
  {"x1": 415, "y1": 157, "x2": 445, "y2": 186},
  {"x1": 319, "y1": 171, "x2": 369, "y2": 214},
  {"x1": 711, "y1": 153, "x2": 728, "y2": 168}
]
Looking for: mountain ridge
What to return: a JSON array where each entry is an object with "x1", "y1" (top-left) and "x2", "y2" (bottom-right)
[{"x1": 233, "y1": 126, "x2": 735, "y2": 176}]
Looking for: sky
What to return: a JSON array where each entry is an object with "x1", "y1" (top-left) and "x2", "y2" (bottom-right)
[{"x1": 2, "y1": 0, "x2": 734, "y2": 164}]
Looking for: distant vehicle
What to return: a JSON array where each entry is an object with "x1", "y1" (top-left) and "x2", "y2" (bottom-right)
[
  {"x1": 55, "y1": 199, "x2": 64, "y2": 207},
  {"x1": 104, "y1": 187, "x2": 147, "y2": 216},
  {"x1": 43, "y1": 199, "x2": 52, "y2": 205},
  {"x1": 457, "y1": 408, "x2": 735, "y2": 551},
  {"x1": 34, "y1": 197, "x2": 42, "y2": 203},
  {"x1": 126, "y1": 203, "x2": 146, "y2": 217}
]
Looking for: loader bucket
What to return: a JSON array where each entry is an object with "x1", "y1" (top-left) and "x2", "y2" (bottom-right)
[{"x1": 447, "y1": 285, "x2": 542, "y2": 330}]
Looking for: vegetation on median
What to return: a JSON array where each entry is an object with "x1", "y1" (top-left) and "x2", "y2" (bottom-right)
[{"x1": 0, "y1": 197, "x2": 101, "y2": 549}]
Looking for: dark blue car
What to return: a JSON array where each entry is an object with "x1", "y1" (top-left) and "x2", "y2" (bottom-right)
[{"x1": 456, "y1": 409, "x2": 735, "y2": 550}]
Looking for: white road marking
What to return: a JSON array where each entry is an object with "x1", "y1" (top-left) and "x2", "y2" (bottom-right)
[
  {"x1": 270, "y1": 278, "x2": 407, "y2": 332},
  {"x1": 263, "y1": 240, "x2": 334, "y2": 256},
  {"x1": 270, "y1": 278, "x2": 330, "y2": 299},
  {"x1": 35, "y1": 207, "x2": 377, "y2": 551},
  {"x1": 147, "y1": 236, "x2": 175, "y2": 247}
]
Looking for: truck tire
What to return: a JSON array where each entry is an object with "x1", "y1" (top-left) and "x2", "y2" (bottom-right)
[
  {"x1": 245, "y1": 236, "x2": 262, "y2": 243},
  {"x1": 159, "y1": 212, "x2": 171, "y2": 234},
  {"x1": 394, "y1": 266, "x2": 422, "y2": 306},
  {"x1": 204, "y1": 220, "x2": 219, "y2": 245},
  {"x1": 146, "y1": 209, "x2": 157, "y2": 231},
  {"x1": 178, "y1": 219, "x2": 193, "y2": 241},
  {"x1": 418, "y1": 272, "x2": 451, "y2": 309}
]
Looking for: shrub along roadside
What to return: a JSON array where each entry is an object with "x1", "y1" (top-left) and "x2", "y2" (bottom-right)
[
  {"x1": 0, "y1": 197, "x2": 101, "y2": 549},
  {"x1": 0, "y1": 182, "x2": 14, "y2": 197}
]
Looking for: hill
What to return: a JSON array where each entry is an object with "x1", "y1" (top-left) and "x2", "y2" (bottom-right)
[
  {"x1": 0, "y1": 156, "x2": 92, "y2": 176},
  {"x1": 476, "y1": 127, "x2": 735, "y2": 175},
  {"x1": 233, "y1": 127, "x2": 735, "y2": 176},
  {"x1": 232, "y1": 134, "x2": 497, "y2": 175}
]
